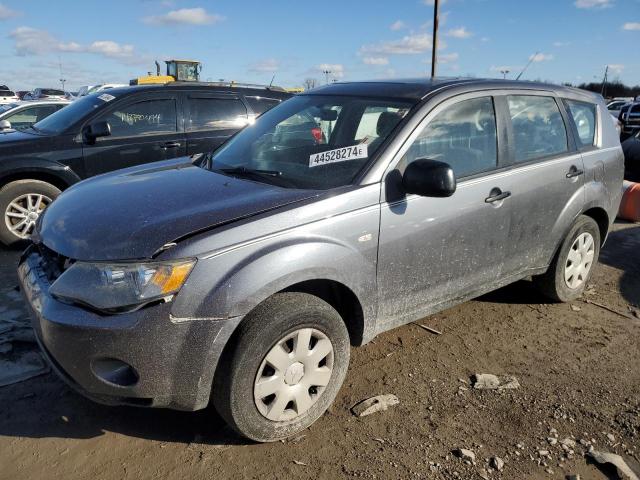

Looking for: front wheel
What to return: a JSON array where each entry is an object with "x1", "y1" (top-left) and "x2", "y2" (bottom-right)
[
  {"x1": 0, "y1": 180, "x2": 60, "y2": 247},
  {"x1": 534, "y1": 215, "x2": 601, "y2": 302},
  {"x1": 213, "y1": 292, "x2": 350, "y2": 442}
]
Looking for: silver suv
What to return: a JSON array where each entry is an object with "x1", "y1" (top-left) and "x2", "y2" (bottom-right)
[{"x1": 18, "y1": 78, "x2": 624, "y2": 442}]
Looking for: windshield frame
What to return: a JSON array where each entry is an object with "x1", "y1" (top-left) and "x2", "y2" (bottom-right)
[{"x1": 207, "y1": 93, "x2": 417, "y2": 190}]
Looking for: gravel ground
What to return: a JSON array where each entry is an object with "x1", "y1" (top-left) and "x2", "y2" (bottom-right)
[{"x1": 0, "y1": 222, "x2": 639, "y2": 480}]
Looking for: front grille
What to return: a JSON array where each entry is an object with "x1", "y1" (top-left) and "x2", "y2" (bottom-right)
[{"x1": 36, "y1": 244, "x2": 71, "y2": 283}]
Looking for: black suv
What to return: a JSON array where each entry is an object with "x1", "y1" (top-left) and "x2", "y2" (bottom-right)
[{"x1": 0, "y1": 83, "x2": 290, "y2": 245}]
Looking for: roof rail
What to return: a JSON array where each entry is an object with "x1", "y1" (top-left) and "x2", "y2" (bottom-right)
[{"x1": 169, "y1": 81, "x2": 287, "y2": 92}]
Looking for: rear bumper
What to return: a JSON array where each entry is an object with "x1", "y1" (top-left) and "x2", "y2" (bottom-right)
[{"x1": 18, "y1": 248, "x2": 241, "y2": 411}]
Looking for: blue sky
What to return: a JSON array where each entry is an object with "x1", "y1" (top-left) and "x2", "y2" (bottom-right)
[{"x1": 0, "y1": 0, "x2": 638, "y2": 91}]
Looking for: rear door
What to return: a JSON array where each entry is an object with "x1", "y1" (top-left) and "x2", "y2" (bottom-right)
[
  {"x1": 82, "y1": 92, "x2": 186, "y2": 176},
  {"x1": 184, "y1": 94, "x2": 249, "y2": 155},
  {"x1": 497, "y1": 92, "x2": 584, "y2": 276}
]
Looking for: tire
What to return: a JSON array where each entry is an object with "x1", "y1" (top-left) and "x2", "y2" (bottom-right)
[
  {"x1": 0, "y1": 179, "x2": 61, "y2": 247},
  {"x1": 534, "y1": 215, "x2": 601, "y2": 302},
  {"x1": 213, "y1": 292, "x2": 350, "y2": 442}
]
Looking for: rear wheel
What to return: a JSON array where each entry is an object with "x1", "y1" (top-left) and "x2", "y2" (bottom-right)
[
  {"x1": 0, "y1": 180, "x2": 60, "y2": 246},
  {"x1": 534, "y1": 215, "x2": 600, "y2": 302},
  {"x1": 213, "y1": 292, "x2": 350, "y2": 442}
]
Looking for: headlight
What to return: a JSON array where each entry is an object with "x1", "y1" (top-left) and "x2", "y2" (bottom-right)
[{"x1": 49, "y1": 259, "x2": 196, "y2": 313}]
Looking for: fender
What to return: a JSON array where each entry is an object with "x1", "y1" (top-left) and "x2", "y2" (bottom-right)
[
  {"x1": 170, "y1": 235, "x2": 378, "y2": 339},
  {"x1": 0, "y1": 157, "x2": 82, "y2": 188}
]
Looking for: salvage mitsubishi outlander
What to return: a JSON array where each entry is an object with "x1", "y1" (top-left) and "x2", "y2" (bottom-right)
[{"x1": 18, "y1": 79, "x2": 624, "y2": 442}]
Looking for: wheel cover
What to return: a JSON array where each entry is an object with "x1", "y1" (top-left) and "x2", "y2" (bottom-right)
[
  {"x1": 4, "y1": 193, "x2": 51, "y2": 239},
  {"x1": 564, "y1": 232, "x2": 595, "y2": 289},
  {"x1": 254, "y1": 328, "x2": 334, "y2": 422}
]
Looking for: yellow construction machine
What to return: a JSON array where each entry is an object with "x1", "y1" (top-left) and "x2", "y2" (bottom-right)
[{"x1": 130, "y1": 60, "x2": 201, "y2": 85}]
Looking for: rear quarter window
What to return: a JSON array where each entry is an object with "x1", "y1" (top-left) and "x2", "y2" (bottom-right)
[
  {"x1": 565, "y1": 100, "x2": 597, "y2": 148},
  {"x1": 188, "y1": 97, "x2": 248, "y2": 131}
]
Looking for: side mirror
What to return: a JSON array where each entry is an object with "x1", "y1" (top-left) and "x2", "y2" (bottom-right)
[
  {"x1": 402, "y1": 158, "x2": 456, "y2": 197},
  {"x1": 84, "y1": 121, "x2": 111, "y2": 143},
  {"x1": 0, "y1": 120, "x2": 11, "y2": 130}
]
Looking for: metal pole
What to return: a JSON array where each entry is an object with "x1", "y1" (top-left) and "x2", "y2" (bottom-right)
[
  {"x1": 430, "y1": 0, "x2": 440, "y2": 78},
  {"x1": 600, "y1": 65, "x2": 608, "y2": 97}
]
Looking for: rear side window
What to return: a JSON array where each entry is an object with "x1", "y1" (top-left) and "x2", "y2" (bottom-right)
[
  {"x1": 507, "y1": 96, "x2": 568, "y2": 163},
  {"x1": 565, "y1": 100, "x2": 597, "y2": 148},
  {"x1": 6, "y1": 105, "x2": 59, "y2": 127},
  {"x1": 188, "y1": 97, "x2": 248, "y2": 131},
  {"x1": 402, "y1": 96, "x2": 498, "y2": 178},
  {"x1": 98, "y1": 99, "x2": 177, "y2": 137},
  {"x1": 244, "y1": 96, "x2": 281, "y2": 116}
]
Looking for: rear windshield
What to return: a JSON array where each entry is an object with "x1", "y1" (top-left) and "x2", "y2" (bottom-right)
[
  {"x1": 33, "y1": 93, "x2": 114, "y2": 134},
  {"x1": 208, "y1": 94, "x2": 414, "y2": 190},
  {"x1": 0, "y1": 91, "x2": 15, "y2": 97},
  {"x1": 41, "y1": 89, "x2": 64, "y2": 96}
]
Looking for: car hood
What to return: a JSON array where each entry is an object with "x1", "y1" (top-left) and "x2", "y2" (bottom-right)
[{"x1": 37, "y1": 157, "x2": 322, "y2": 261}]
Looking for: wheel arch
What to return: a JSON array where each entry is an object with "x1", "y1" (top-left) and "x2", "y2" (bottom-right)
[
  {"x1": 0, "y1": 164, "x2": 80, "y2": 192},
  {"x1": 582, "y1": 206, "x2": 609, "y2": 246}
]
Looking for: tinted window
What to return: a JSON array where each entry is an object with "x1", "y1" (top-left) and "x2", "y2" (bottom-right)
[
  {"x1": 507, "y1": 96, "x2": 568, "y2": 163},
  {"x1": 41, "y1": 89, "x2": 64, "y2": 96},
  {"x1": 0, "y1": 91, "x2": 15, "y2": 96},
  {"x1": 565, "y1": 100, "x2": 597, "y2": 147},
  {"x1": 188, "y1": 97, "x2": 248, "y2": 131},
  {"x1": 34, "y1": 94, "x2": 111, "y2": 134},
  {"x1": 245, "y1": 96, "x2": 281, "y2": 115},
  {"x1": 99, "y1": 99, "x2": 177, "y2": 137},
  {"x1": 402, "y1": 97, "x2": 497, "y2": 178},
  {"x1": 6, "y1": 105, "x2": 60, "y2": 128}
]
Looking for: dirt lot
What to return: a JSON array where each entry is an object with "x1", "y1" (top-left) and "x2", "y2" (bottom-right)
[{"x1": 1, "y1": 222, "x2": 639, "y2": 480}]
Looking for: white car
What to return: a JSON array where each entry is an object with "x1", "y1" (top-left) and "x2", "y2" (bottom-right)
[
  {"x1": 0, "y1": 100, "x2": 69, "y2": 131},
  {"x1": 0, "y1": 89, "x2": 19, "y2": 105},
  {"x1": 87, "y1": 84, "x2": 128, "y2": 94},
  {"x1": 23, "y1": 88, "x2": 67, "y2": 101}
]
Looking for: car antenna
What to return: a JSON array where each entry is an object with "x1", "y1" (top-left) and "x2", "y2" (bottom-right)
[
  {"x1": 516, "y1": 51, "x2": 538, "y2": 81},
  {"x1": 269, "y1": 74, "x2": 275, "y2": 89}
]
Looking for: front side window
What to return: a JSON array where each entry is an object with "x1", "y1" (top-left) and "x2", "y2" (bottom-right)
[
  {"x1": 565, "y1": 100, "x2": 597, "y2": 147},
  {"x1": 507, "y1": 95, "x2": 568, "y2": 163},
  {"x1": 401, "y1": 97, "x2": 498, "y2": 178},
  {"x1": 98, "y1": 99, "x2": 177, "y2": 137},
  {"x1": 188, "y1": 97, "x2": 248, "y2": 131},
  {"x1": 208, "y1": 95, "x2": 413, "y2": 190},
  {"x1": 245, "y1": 96, "x2": 281, "y2": 116}
]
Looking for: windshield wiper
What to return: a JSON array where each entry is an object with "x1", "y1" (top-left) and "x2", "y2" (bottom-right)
[{"x1": 216, "y1": 166, "x2": 283, "y2": 178}]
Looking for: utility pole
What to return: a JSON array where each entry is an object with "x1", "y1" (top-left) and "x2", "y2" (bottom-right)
[
  {"x1": 600, "y1": 65, "x2": 609, "y2": 97},
  {"x1": 323, "y1": 70, "x2": 332, "y2": 85},
  {"x1": 430, "y1": 0, "x2": 440, "y2": 78},
  {"x1": 58, "y1": 57, "x2": 66, "y2": 92},
  {"x1": 500, "y1": 69, "x2": 510, "y2": 79}
]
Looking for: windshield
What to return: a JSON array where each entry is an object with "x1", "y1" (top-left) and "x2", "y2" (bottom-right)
[
  {"x1": 41, "y1": 89, "x2": 64, "y2": 96},
  {"x1": 33, "y1": 94, "x2": 109, "y2": 134},
  {"x1": 208, "y1": 95, "x2": 413, "y2": 190}
]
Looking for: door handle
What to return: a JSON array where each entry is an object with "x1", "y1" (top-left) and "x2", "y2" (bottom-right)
[
  {"x1": 485, "y1": 188, "x2": 511, "y2": 203},
  {"x1": 566, "y1": 166, "x2": 584, "y2": 178},
  {"x1": 161, "y1": 141, "x2": 181, "y2": 149}
]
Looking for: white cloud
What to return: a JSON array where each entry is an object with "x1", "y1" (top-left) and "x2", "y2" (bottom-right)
[
  {"x1": 529, "y1": 52, "x2": 554, "y2": 62},
  {"x1": 8, "y1": 27, "x2": 145, "y2": 65},
  {"x1": 607, "y1": 64, "x2": 624, "y2": 74},
  {"x1": 574, "y1": 0, "x2": 613, "y2": 9},
  {"x1": 439, "y1": 52, "x2": 459, "y2": 63},
  {"x1": 390, "y1": 20, "x2": 406, "y2": 31},
  {"x1": 361, "y1": 33, "x2": 444, "y2": 55},
  {"x1": 144, "y1": 8, "x2": 224, "y2": 26},
  {"x1": 249, "y1": 58, "x2": 279, "y2": 73},
  {"x1": 623, "y1": 22, "x2": 640, "y2": 31},
  {"x1": 316, "y1": 63, "x2": 344, "y2": 79},
  {"x1": 422, "y1": 0, "x2": 448, "y2": 5},
  {"x1": 553, "y1": 41, "x2": 571, "y2": 47},
  {"x1": 445, "y1": 27, "x2": 472, "y2": 39},
  {"x1": 363, "y1": 56, "x2": 389, "y2": 65},
  {"x1": 0, "y1": 3, "x2": 18, "y2": 20}
]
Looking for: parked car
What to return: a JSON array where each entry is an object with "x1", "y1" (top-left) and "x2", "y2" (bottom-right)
[
  {"x1": 86, "y1": 84, "x2": 128, "y2": 94},
  {"x1": 621, "y1": 102, "x2": 640, "y2": 137},
  {"x1": 15, "y1": 90, "x2": 29, "y2": 100},
  {"x1": 0, "y1": 100, "x2": 69, "y2": 131},
  {"x1": 23, "y1": 88, "x2": 67, "y2": 101},
  {"x1": 0, "y1": 89, "x2": 19, "y2": 105},
  {"x1": 75, "y1": 85, "x2": 96, "y2": 98},
  {"x1": 17, "y1": 79, "x2": 624, "y2": 442},
  {"x1": 0, "y1": 83, "x2": 290, "y2": 245},
  {"x1": 607, "y1": 99, "x2": 629, "y2": 118},
  {"x1": 622, "y1": 129, "x2": 640, "y2": 181}
]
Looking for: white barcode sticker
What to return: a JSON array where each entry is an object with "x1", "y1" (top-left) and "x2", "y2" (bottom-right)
[
  {"x1": 309, "y1": 144, "x2": 368, "y2": 168},
  {"x1": 98, "y1": 93, "x2": 115, "y2": 102}
]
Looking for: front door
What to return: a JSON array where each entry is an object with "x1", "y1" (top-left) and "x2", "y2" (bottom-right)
[
  {"x1": 82, "y1": 94, "x2": 186, "y2": 177},
  {"x1": 184, "y1": 94, "x2": 249, "y2": 155},
  {"x1": 377, "y1": 95, "x2": 512, "y2": 329}
]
